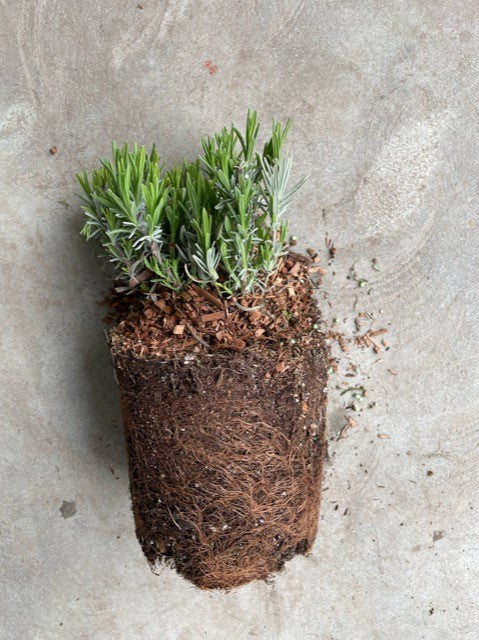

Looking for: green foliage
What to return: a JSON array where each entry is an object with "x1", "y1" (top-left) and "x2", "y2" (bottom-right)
[{"x1": 78, "y1": 110, "x2": 305, "y2": 296}]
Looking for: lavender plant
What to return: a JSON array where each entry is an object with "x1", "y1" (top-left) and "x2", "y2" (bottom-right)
[{"x1": 78, "y1": 110, "x2": 305, "y2": 296}]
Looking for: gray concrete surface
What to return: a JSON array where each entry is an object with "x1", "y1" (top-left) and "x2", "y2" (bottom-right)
[{"x1": 1, "y1": 1, "x2": 478, "y2": 638}]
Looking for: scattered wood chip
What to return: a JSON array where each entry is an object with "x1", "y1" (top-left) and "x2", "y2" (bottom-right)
[
  {"x1": 337, "y1": 416, "x2": 358, "y2": 441},
  {"x1": 377, "y1": 433, "x2": 390, "y2": 439},
  {"x1": 369, "y1": 329, "x2": 388, "y2": 337},
  {"x1": 387, "y1": 369, "x2": 398, "y2": 376},
  {"x1": 325, "y1": 234, "x2": 336, "y2": 259},
  {"x1": 203, "y1": 60, "x2": 219, "y2": 75},
  {"x1": 326, "y1": 331, "x2": 349, "y2": 353},
  {"x1": 308, "y1": 265, "x2": 326, "y2": 274},
  {"x1": 328, "y1": 358, "x2": 339, "y2": 373},
  {"x1": 355, "y1": 329, "x2": 388, "y2": 354}
]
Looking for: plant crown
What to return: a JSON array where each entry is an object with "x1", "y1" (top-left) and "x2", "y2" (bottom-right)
[{"x1": 78, "y1": 110, "x2": 305, "y2": 296}]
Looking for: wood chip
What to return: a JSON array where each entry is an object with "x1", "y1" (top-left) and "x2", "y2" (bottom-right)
[
  {"x1": 154, "y1": 299, "x2": 172, "y2": 313},
  {"x1": 290, "y1": 262, "x2": 301, "y2": 277},
  {"x1": 201, "y1": 311, "x2": 224, "y2": 323},
  {"x1": 230, "y1": 338, "x2": 246, "y2": 351},
  {"x1": 377, "y1": 433, "x2": 390, "y2": 439},
  {"x1": 173, "y1": 325, "x2": 185, "y2": 335},
  {"x1": 387, "y1": 369, "x2": 398, "y2": 376},
  {"x1": 369, "y1": 329, "x2": 388, "y2": 337},
  {"x1": 129, "y1": 269, "x2": 153, "y2": 288},
  {"x1": 325, "y1": 234, "x2": 336, "y2": 259},
  {"x1": 190, "y1": 284, "x2": 224, "y2": 309},
  {"x1": 337, "y1": 416, "x2": 358, "y2": 441}
]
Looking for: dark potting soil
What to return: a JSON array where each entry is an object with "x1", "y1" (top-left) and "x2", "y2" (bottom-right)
[{"x1": 109, "y1": 254, "x2": 329, "y2": 589}]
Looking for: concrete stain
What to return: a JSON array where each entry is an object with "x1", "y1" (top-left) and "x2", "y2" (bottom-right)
[{"x1": 60, "y1": 500, "x2": 76, "y2": 519}]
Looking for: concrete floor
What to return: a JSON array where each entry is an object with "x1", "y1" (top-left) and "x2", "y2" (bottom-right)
[{"x1": 1, "y1": 1, "x2": 478, "y2": 638}]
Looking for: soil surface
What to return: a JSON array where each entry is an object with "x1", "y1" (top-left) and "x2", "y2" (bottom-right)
[{"x1": 109, "y1": 253, "x2": 325, "y2": 360}]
